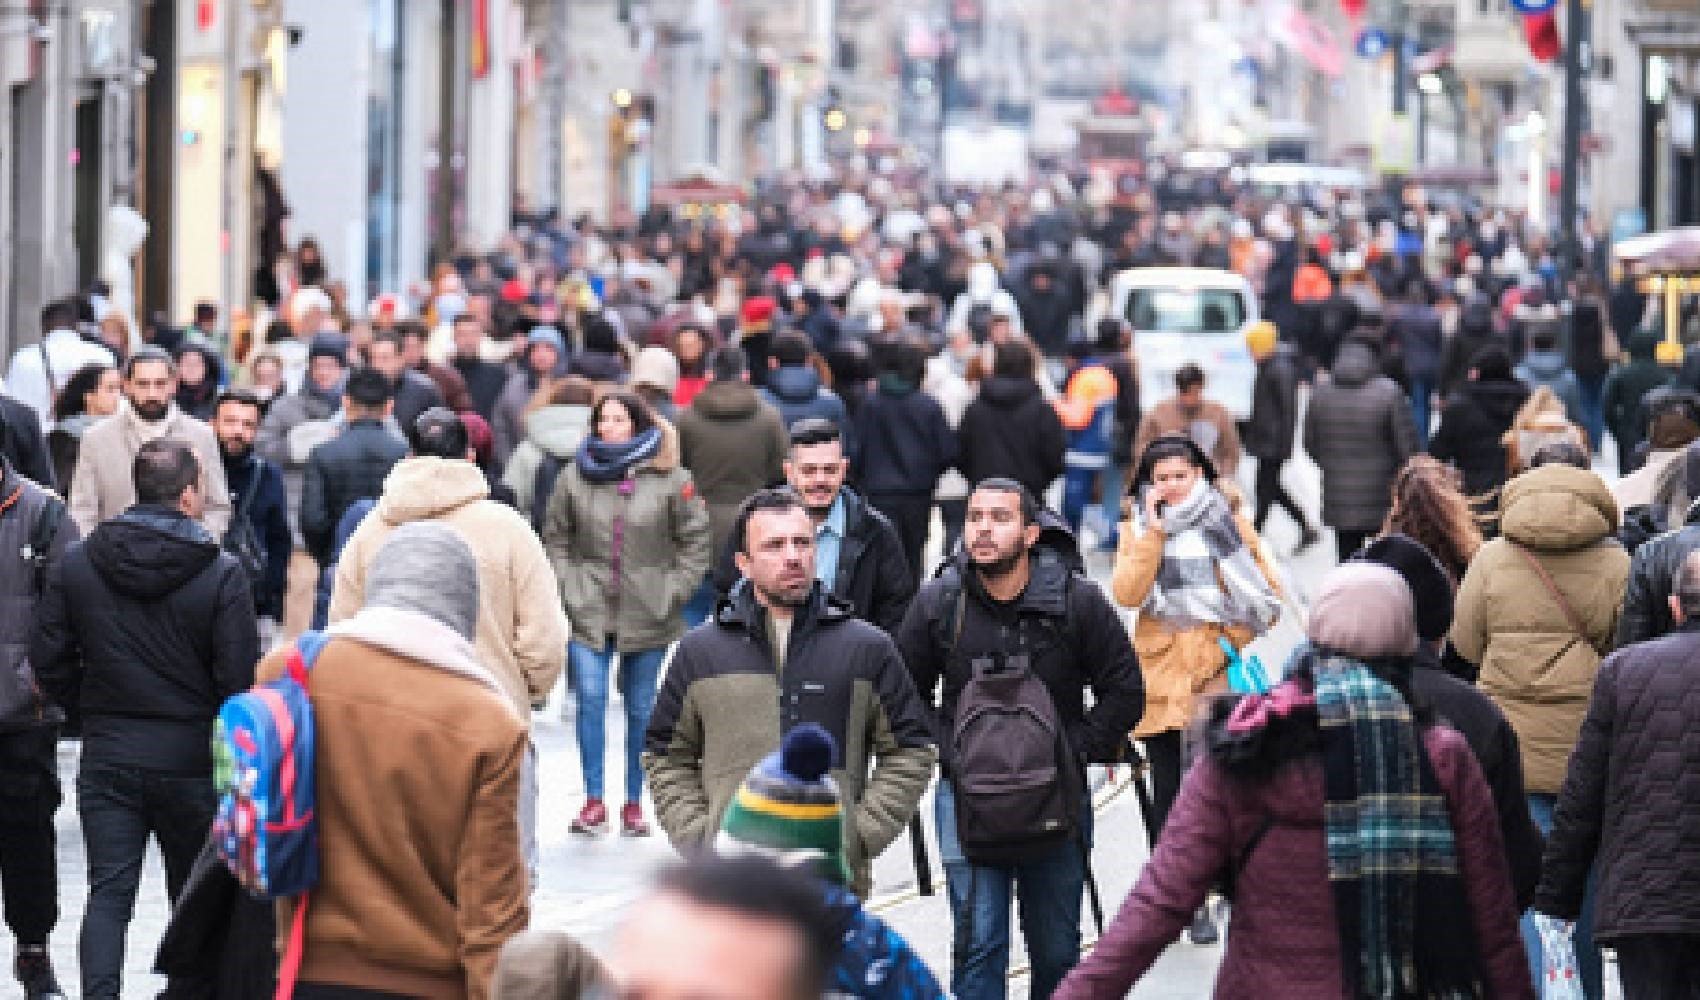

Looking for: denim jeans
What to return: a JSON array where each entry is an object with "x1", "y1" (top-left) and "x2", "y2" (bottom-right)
[
  {"x1": 1409, "y1": 375, "x2": 1434, "y2": 449},
  {"x1": 1096, "y1": 463, "x2": 1126, "y2": 549},
  {"x1": 681, "y1": 574, "x2": 716, "y2": 628},
  {"x1": 936, "y1": 779, "x2": 1091, "y2": 1000},
  {"x1": 77, "y1": 761, "x2": 216, "y2": 1000},
  {"x1": 1576, "y1": 373, "x2": 1607, "y2": 456},
  {"x1": 568, "y1": 641, "x2": 666, "y2": 803},
  {"x1": 1061, "y1": 466, "x2": 1100, "y2": 537},
  {"x1": 1522, "y1": 793, "x2": 1602, "y2": 999}
]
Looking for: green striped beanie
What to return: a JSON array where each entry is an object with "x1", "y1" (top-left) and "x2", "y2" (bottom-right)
[{"x1": 715, "y1": 723, "x2": 850, "y2": 886}]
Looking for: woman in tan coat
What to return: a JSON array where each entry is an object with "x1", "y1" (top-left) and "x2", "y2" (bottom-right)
[{"x1": 1113, "y1": 434, "x2": 1281, "y2": 943}]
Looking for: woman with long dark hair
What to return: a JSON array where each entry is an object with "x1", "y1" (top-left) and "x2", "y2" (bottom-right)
[
  {"x1": 1382, "y1": 455, "x2": 1483, "y2": 585},
  {"x1": 47, "y1": 362, "x2": 122, "y2": 497}
]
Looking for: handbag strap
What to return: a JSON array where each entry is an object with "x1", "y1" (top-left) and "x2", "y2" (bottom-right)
[{"x1": 1509, "y1": 542, "x2": 1588, "y2": 643}]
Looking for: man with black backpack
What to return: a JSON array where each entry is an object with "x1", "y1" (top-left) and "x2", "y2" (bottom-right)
[
  {"x1": 894, "y1": 478, "x2": 1143, "y2": 1000},
  {"x1": 212, "y1": 390, "x2": 291, "y2": 635},
  {"x1": 0, "y1": 406, "x2": 77, "y2": 999}
]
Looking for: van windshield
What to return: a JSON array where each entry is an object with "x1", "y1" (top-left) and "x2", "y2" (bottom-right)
[{"x1": 1126, "y1": 287, "x2": 1247, "y2": 334}]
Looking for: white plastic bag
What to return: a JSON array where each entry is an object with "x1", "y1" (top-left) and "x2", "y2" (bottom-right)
[{"x1": 1533, "y1": 914, "x2": 1584, "y2": 1000}]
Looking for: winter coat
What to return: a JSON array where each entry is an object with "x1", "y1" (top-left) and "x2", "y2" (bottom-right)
[
  {"x1": 414, "y1": 359, "x2": 473, "y2": 414},
  {"x1": 542, "y1": 425, "x2": 711, "y2": 652},
  {"x1": 1388, "y1": 302, "x2": 1444, "y2": 381},
  {"x1": 1536, "y1": 625, "x2": 1700, "y2": 942},
  {"x1": 0, "y1": 393, "x2": 55, "y2": 489},
  {"x1": 255, "y1": 386, "x2": 340, "y2": 543},
  {"x1": 955, "y1": 376, "x2": 1067, "y2": 499},
  {"x1": 46, "y1": 413, "x2": 95, "y2": 501},
  {"x1": 451, "y1": 356, "x2": 508, "y2": 423},
  {"x1": 568, "y1": 350, "x2": 627, "y2": 385},
  {"x1": 759, "y1": 364, "x2": 851, "y2": 443},
  {"x1": 1131, "y1": 397, "x2": 1242, "y2": 478},
  {"x1": 32, "y1": 506, "x2": 258, "y2": 771},
  {"x1": 675, "y1": 380, "x2": 790, "y2": 555},
  {"x1": 499, "y1": 404, "x2": 592, "y2": 517},
  {"x1": 1450, "y1": 465, "x2": 1629, "y2": 793},
  {"x1": 1243, "y1": 345, "x2": 1301, "y2": 462},
  {"x1": 895, "y1": 541, "x2": 1144, "y2": 769},
  {"x1": 153, "y1": 840, "x2": 277, "y2": 999},
  {"x1": 642, "y1": 583, "x2": 937, "y2": 898},
  {"x1": 850, "y1": 381, "x2": 957, "y2": 497},
  {"x1": 389, "y1": 369, "x2": 447, "y2": 439},
  {"x1": 1429, "y1": 378, "x2": 1530, "y2": 496},
  {"x1": 492, "y1": 369, "x2": 547, "y2": 468},
  {"x1": 708, "y1": 487, "x2": 915, "y2": 635},
  {"x1": 1302, "y1": 341, "x2": 1418, "y2": 531},
  {"x1": 299, "y1": 419, "x2": 408, "y2": 564},
  {"x1": 1112, "y1": 508, "x2": 1279, "y2": 738},
  {"x1": 1569, "y1": 300, "x2": 1613, "y2": 381},
  {"x1": 1515, "y1": 350, "x2": 1584, "y2": 422},
  {"x1": 1437, "y1": 300, "x2": 1503, "y2": 401},
  {"x1": 1602, "y1": 333, "x2": 1677, "y2": 462},
  {"x1": 1052, "y1": 725, "x2": 1533, "y2": 1000},
  {"x1": 223, "y1": 453, "x2": 292, "y2": 619},
  {"x1": 69, "y1": 403, "x2": 232, "y2": 538},
  {"x1": 0, "y1": 463, "x2": 77, "y2": 731},
  {"x1": 329, "y1": 457, "x2": 568, "y2": 716},
  {"x1": 259, "y1": 610, "x2": 528, "y2": 1000},
  {"x1": 1616, "y1": 507, "x2": 1700, "y2": 647}
]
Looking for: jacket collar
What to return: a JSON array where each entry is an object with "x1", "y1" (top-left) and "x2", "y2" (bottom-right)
[
  {"x1": 953, "y1": 543, "x2": 1070, "y2": 617},
  {"x1": 716, "y1": 579, "x2": 851, "y2": 636}
]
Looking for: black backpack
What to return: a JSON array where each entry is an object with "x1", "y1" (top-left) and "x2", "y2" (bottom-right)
[
  {"x1": 222, "y1": 459, "x2": 268, "y2": 607},
  {"x1": 530, "y1": 453, "x2": 568, "y2": 532}
]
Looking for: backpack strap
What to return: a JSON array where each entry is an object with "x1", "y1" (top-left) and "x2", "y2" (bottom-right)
[
  {"x1": 275, "y1": 628, "x2": 328, "y2": 1000},
  {"x1": 289, "y1": 630, "x2": 329, "y2": 687},
  {"x1": 21, "y1": 492, "x2": 64, "y2": 596}
]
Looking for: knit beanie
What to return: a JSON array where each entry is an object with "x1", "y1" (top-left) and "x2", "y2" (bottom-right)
[
  {"x1": 631, "y1": 346, "x2": 680, "y2": 395},
  {"x1": 365, "y1": 522, "x2": 480, "y2": 642},
  {"x1": 1354, "y1": 534, "x2": 1453, "y2": 642},
  {"x1": 1244, "y1": 320, "x2": 1278, "y2": 359},
  {"x1": 307, "y1": 334, "x2": 350, "y2": 366},
  {"x1": 715, "y1": 724, "x2": 850, "y2": 886},
  {"x1": 1307, "y1": 562, "x2": 1417, "y2": 659}
]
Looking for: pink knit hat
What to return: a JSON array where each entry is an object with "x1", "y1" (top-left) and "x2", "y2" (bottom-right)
[{"x1": 1306, "y1": 563, "x2": 1417, "y2": 659}]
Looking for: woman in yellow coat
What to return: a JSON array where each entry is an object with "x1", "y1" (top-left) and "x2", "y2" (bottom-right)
[{"x1": 1113, "y1": 434, "x2": 1282, "y2": 940}]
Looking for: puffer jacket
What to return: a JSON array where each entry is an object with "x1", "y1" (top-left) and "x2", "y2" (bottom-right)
[
  {"x1": 1053, "y1": 725, "x2": 1533, "y2": 999},
  {"x1": 542, "y1": 424, "x2": 710, "y2": 652},
  {"x1": 300, "y1": 419, "x2": 408, "y2": 564},
  {"x1": 328, "y1": 457, "x2": 568, "y2": 716},
  {"x1": 255, "y1": 386, "x2": 340, "y2": 543},
  {"x1": 499, "y1": 403, "x2": 592, "y2": 517},
  {"x1": 1616, "y1": 501, "x2": 1700, "y2": 646},
  {"x1": 1302, "y1": 341, "x2": 1418, "y2": 531},
  {"x1": 1536, "y1": 625, "x2": 1700, "y2": 942},
  {"x1": 1451, "y1": 464, "x2": 1629, "y2": 793},
  {"x1": 1112, "y1": 503, "x2": 1280, "y2": 738},
  {"x1": 758, "y1": 364, "x2": 850, "y2": 444},
  {"x1": 675, "y1": 380, "x2": 790, "y2": 555},
  {"x1": 0, "y1": 463, "x2": 77, "y2": 730},
  {"x1": 1429, "y1": 377, "x2": 1530, "y2": 496},
  {"x1": 955, "y1": 375, "x2": 1067, "y2": 500}
]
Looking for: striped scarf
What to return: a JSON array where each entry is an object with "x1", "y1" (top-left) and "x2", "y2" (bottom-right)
[
  {"x1": 1312, "y1": 652, "x2": 1483, "y2": 999},
  {"x1": 1135, "y1": 480, "x2": 1280, "y2": 631}
]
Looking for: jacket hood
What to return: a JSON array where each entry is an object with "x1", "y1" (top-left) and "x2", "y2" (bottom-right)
[
  {"x1": 692, "y1": 379, "x2": 761, "y2": 420},
  {"x1": 1458, "y1": 379, "x2": 1529, "y2": 424},
  {"x1": 716, "y1": 580, "x2": 853, "y2": 635},
  {"x1": 1331, "y1": 341, "x2": 1377, "y2": 386},
  {"x1": 979, "y1": 374, "x2": 1041, "y2": 409},
  {"x1": 327, "y1": 605, "x2": 517, "y2": 718},
  {"x1": 1499, "y1": 464, "x2": 1618, "y2": 551},
  {"x1": 524, "y1": 404, "x2": 593, "y2": 458},
  {"x1": 1520, "y1": 350, "x2": 1568, "y2": 379},
  {"x1": 766, "y1": 364, "x2": 823, "y2": 402},
  {"x1": 86, "y1": 507, "x2": 219, "y2": 599},
  {"x1": 377, "y1": 456, "x2": 490, "y2": 524}
]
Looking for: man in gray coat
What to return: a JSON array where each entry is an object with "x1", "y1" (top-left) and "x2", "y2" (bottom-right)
[{"x1": 1304, "y1": 335, "x2": 1418, "y2": 562}]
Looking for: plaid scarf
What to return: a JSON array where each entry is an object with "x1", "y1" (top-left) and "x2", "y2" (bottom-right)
[
  {"x1": 1312, "y1": 652, "x2": 1484, "y2": 999},
  {"x1": 1134, "y1": 481, "x2": 1280, "y2": 631}
]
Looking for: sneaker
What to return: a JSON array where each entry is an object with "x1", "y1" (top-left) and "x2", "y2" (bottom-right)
[
  {"x1": 1185, "y1": 903, "x2": 1219, "y2": 945},
  {"x1": 570, "y1": 798, "x2": 608, "y2": 836},
  {"x1": 621, "y1": 802, "x2": 651, "y2": 837},
  {"x1": 16, "y1": 946, "x2": 66, "y2": 1000}
]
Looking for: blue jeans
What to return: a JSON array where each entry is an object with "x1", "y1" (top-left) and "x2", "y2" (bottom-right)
[
  {"x1": 1576, "y1": 373, "x2": 1607, "y2": 455},
  {"x1": 77, "y1": 762, "x2": 216, "y2": 1000},
  {"x1": 568, "y1": 641, "x2": 666, "y2": 803},
  {"x1": 1409, "y1": 375, "x2": 1434, "y2": 449},
  {"x1": 936, "y1": 779, "x2": 1091, "y2": 1000},
  {"x1": 1062, "y1": 466, "x2": 1101, "y2": 536},
  {"x1": 1097, "y1": 463, "x2": 1126, "y2": 549},
  {"x1": 681, "y1": 574, "x2": 716, "y2": 628},
  {"x1": 1522, "y1": 793, "x2": 1603, "y2": 999}
]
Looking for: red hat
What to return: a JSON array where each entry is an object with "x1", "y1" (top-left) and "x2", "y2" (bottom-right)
[
  {"x1": 458, "y1": 411, "x2": 494, "y2": 467},
  {"x1": 741, "y1": 296, "x2": 777, "y2": 328},
  {"x1": 500, "y1": 278, "x2": 528, "y2": 303},
  {"x1": 767, "y1": 263, "x2": 796, "y2": 285}
]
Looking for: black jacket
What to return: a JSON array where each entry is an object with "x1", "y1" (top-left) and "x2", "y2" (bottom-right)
[
  {"x1": 1429, "y1": 378, "x2": 1530, "y2": 495},
  {"x1": 895, "y1": 540, "x2": 1145, "y2": 769},
  {"x1": 1243, "y1": 346, "x2": 1301, "y2": 462},
  {"x1": 452, "y1": 355, "x2": 508, "y2": 422},
  {"x1": 1411, "y1": 648, "x2": 1543, "y2": 909},
  {"x1": 32, "y1": 506, "x2": 258, "y2": 770},
  {"x1": 851, "y1": 382, "x2": 957, "y2": 497},
  {"x1": 1536, "y1": 625, "x2": 1700, "y2": 939},
  {"x1": 389, "y1": 369, "x2": 446, "y2": 436},
  {"x1": 299, "y1": 419, "x2": 407, "y2": 564},
  {"x1": 956, "y1": 376, "x2": 1067, "y2": 499},
  {"x1": 710, "y1": 487, "x2": 914, "y2": 634},
  {"x1": 1615, "y1": 505, "x2": 1700, "y2": 647},
  {"x1": 224, "y1": 452, "x2": 292, "y2": 619},
  {"x1": 0, "y1": 393, "x2": 55, "y2": 489},
  {"x1": 0, "y1": 461, "x2": 77, "y2": 730}
]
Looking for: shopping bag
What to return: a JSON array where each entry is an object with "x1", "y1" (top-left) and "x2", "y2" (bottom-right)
[
  {"x1": 1220, "y1": 637, "x2": 1271, "y2": 695},
  {"x1": 1533, "y1": 914, "x2": 1585, "y2": 1000}
]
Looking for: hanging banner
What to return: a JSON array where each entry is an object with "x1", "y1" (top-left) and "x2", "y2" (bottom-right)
[{"x1": 471, "y1": 0, "x2": 491, "y2": 80}]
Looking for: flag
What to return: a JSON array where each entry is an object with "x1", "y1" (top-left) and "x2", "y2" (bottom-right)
[
  {"x1": 470, "y1": 0, "x2": 491, "y2": 80},
  {"x1": 1522, "y1": 10, "x2": 1560, "y2": 63}
]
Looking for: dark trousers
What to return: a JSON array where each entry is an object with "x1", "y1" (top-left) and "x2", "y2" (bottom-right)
[
  {"x1": 1253, "y1": 458, "x2": 1310, "y2": 535},
  {"x1": 870, "y1": 492, "x2": 934, "y2": 581},
  {"x1": 0, "y1": 727, "x2": 60, "y2": 946},
  {"x1": 77, "y1": 761, "x2": 217, "y2": 1000},
  {"x1": 1335, "y1": 527, "x2": 1374, "y2": 564},
  {"x1": 1142, "y1": 729, "x2": 1184, "y2": 843},
  {"x1": 1614, "y1": 935, "x2": 1700, "y2": 999}
]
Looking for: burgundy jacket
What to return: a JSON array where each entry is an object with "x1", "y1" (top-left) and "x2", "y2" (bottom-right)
[{"x1": 1056, "y1": 726, "x2": 1534, "y2": 999}]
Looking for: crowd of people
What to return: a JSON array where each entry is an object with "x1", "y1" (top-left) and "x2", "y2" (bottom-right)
[{"x1": 1, "y1": 158, "x2": 1698, "y2": 1000}]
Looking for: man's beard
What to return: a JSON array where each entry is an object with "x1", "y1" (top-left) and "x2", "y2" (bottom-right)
[
  {"x1": 131, "y1": 400, "x2": 169, "y2": 422},
  {"x1": 220, "y1": 440, "x2": 253, "y2": 463},
  {"x1": 972, "y1": 546, "x2": 1025, "y2": 580},
  {"x1": 755, "y1": 579, "x2": 811, "y2": 609}
]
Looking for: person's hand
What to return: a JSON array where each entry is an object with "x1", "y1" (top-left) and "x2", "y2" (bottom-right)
[{"x1": 1143, "y1": 489, "x2": 1165, "y2": 529}]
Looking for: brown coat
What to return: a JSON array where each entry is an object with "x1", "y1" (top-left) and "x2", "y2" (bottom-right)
[
  {"x1": 1112, "y1": 509, "x2": 1279, "y2": 737},
  {"x1": 261, "y1": 610, "x2": 529, "y2": 999},
  {"x1": 1130, "y1": 397, "x2": 1243, "y2": 477}
]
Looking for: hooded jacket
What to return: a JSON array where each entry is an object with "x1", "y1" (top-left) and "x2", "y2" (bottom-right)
[
  {"x1": 1244, "y1": 344, "x2": 1301, "y2": 462},
  {"x1": 759, "y1": 364, "x2": 851, "y2": 444},
  {"x1": 955, "y1": 375, "x2": 1067, "y2": 499},
  {"x1": 499, "y1": 404, "x2": 593, "y2": 516},
  {"x1": 675, "y1": 380, "x2": 791, "y2": 554},
  {"x1": 1429, "y1": 377, "x2": 1530, "y2": 496},
  {"x1": 69, "y1": 402, "x2": 232, "y2": 538},
  {"x1": 850, "y1": 380, "x2": 957, "y2": 497},
  {"x1": 300, "y1": 418, "x2": 408, "y2": 564},
  {"x1": 642, "y1": 583, "x2": 936, "y2": 898},
  {"x1": 1302, "y1": 341, "x2": 1418, "y2": 531},
  {"x1": 0, "y1": 461, "x2": 77, "y2": 731},
  {"x1": 1451, "y1": 465, "x2": 1629, "y2": 793},
  {"x1": 1602, "y1": 330, "x2": 1677, "y2": 461},
  {"x1": 1515, "y1": 350, "x2": 1584, "y2": 422},
  {"x1": 328, "y1": 458, "x2": 568, "y2": 716},
  {"x1": 32, "y1": 506, "x2": 257, "y2": 770}
]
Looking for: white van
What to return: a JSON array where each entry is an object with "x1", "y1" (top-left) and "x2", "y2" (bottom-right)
[{"x1": 1107, "y1": 267, "x2": 1259, "y2": 419}]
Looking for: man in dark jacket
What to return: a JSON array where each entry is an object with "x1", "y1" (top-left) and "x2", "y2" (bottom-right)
[
  {"x1": 300, "y1": 366, "x2": 406, "y2": 566},
  {"x1": 212, "y1": 389, "x2": 292, "y2": 623},
  {"x1": 368, "y1": 330, "x2": 445, "y2": 434},
  {"x1": 1618, "y1": 483, "x2": 1700, "y2": 648},
  {"x1": 1015, "y1": 259, "x2": 1074, "y2": 357},
  {"x1": 956, "y1": 340, "x2": 1066, "y2": 501},
  {"x1": 644, "y1": 489, "x2": 936, "y2": 899},
  {"x1": 448, "y1": 314, "x2": 508, "y2": 422},
  {"x1": 710, "y1": 419, "x2": 913, "y2": 633},
  {"x1": 759, "y1": 332, "x2": 850, "y2": 445},
  {"x1": 0, "y1": 392, "x2": 55, "y2": 489},
  {"x1": 31, "y1": 438, "x2": 257, "y2": 1000},
  {"x1": 1603, "y1": 328, "x2": 1678, "y2": 477},
  {"x1": 1429, "y1": 345, "x2": 1530, "y2": 497},
  {"x1": 894, "y1": 479, "x2": 1143, "y2": 998},
  {"x1": 851, "y1": 337, "x2": 957, "y2": 578},
  {"x1": 1304, "y1": 337, "x2": 1419, "y2": 561},
  {"x1": 0, "y1": 419, "x2": 77, "y2": 999},
  {"x1": 1387, "y1": 280, "x2": 1444, "y2": 446},
  {"x1": 1536, "y1": 547, "x2": 1700, "y2": 995},
  {"x1": 1243, "y1": 321, "x2": 1318, "y2": 550}
]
